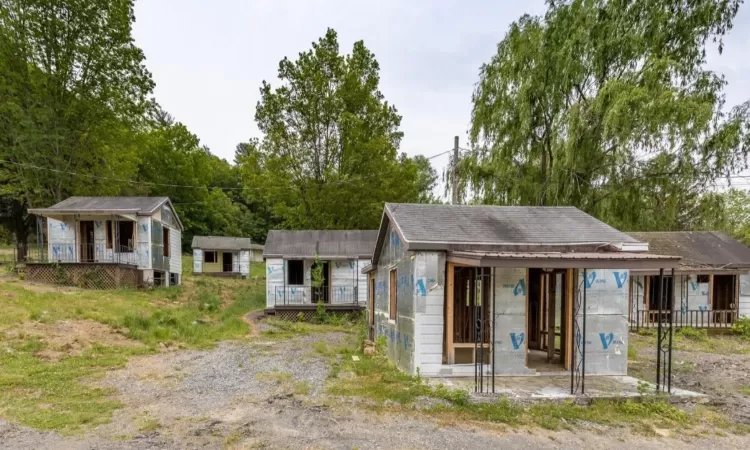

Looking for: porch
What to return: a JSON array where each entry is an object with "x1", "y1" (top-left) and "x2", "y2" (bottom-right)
[{"x1": 24, "y1": 262, "x2": 140, "y2": 289}]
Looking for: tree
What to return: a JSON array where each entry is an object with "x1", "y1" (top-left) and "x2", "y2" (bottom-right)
[
  {"x1": 0, "y1": 0, "x2": 153, "y2": 246},
  {"x1": 253, "y1": 28, "x2": 421, "y2": 229},
  {"x1": 460, "y1": 0, "x2": 749, "y2": 231},
  {"x1": 412, "y1": 155, "x2": 441, "y2": 204}
]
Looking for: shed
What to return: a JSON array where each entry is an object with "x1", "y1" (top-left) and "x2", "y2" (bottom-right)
[
  {"x1": 364, "y1": 203, "x2": 678, "y2": 385},
  {"x1": 191, "y1": 236, "x2": 263, "y2": 278},
  {"x1": 263, "y1": 230, "x2": 377, "y2": 318},
  {"x1": 627, "y1": 231, "x2": 750, "y2": 325}
]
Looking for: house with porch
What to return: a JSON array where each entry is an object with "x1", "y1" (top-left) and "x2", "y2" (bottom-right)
[
  {"x1": 191, "y1": 236, "x2": 262, "y2": 278},
  {"x1": 363, "y1": 203, "x2": 679, "y2": 382},
  {"x1": 263, "y1": 230, "x2": 376, "y2": 319},
  {"x1": 27, "y1": 197, "x2": 183, "y2": 288},
  {"x1": 627, "y1": 231, "x2": 750, "y2": 328}
]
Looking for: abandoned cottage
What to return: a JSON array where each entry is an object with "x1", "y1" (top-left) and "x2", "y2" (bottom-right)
[
  {"x1": 363, "y1": 203, "x2": 679, "y2": 379},
  {"x1": 627, "y1": 231, "x2": 750, "y2": 328},
  {"x1": 191, "y1": 236, "x2": 263, "y2": 278},
  {"x1": 27, "y1": 196, "x2": 183, "y2": 288},
  {"x1": 263, "y1": 230, "x2": 376, "y2": 319}
]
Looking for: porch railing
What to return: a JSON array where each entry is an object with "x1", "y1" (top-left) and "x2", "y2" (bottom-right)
[
  {"x1": 274, "y1": 286, "x2": 359, "y2": 306},
  {"x1": 630, "y1": 309, "x2": 737, "y2": 330},
  {"x1": 26, "y1": 244, "x2": 140, "y2": 266}
]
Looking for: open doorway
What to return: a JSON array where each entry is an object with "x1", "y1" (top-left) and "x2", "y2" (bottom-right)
[
  {"x1": 79, "y1": 221, "x2": 95, "y2": 262},
  {"x1": 451, "y1": 266, "x2": 491, "y2": 364},
  {"x1": 222, "y1": 252, "x2": 233, "y2": 272},
  {"x1": 527, "y1": 268, "x2": 569, "y2": 371},
  {"x1": 713, "y1": 274, "x2": 736, "y2": 324}
]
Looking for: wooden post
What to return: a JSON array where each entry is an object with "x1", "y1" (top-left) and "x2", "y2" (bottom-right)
[{"x1": 446, "y1": 262, "x2": 455, "y2": 364}]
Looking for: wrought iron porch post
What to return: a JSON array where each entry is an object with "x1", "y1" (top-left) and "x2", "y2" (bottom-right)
[
  {"x1": 491, "y1": 267, "x2": 496, "y2": 394},
  {"x1": 656, "y1": 268, "x2": 663, "y2": 391},
  {"x1": 581, "y1": 268, "x2": 587, "y2": 395}
]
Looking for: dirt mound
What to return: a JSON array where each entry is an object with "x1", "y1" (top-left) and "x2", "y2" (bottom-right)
[{"x1": 7, "y1": 319, "x2": 144, "y2": 361}]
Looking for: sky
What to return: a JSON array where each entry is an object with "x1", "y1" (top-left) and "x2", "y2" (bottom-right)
[{"x1": 131, "y1": 0, "x2": 750, "y2": 194}]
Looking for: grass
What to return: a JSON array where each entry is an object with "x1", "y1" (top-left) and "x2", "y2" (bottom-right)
[
  {"x1": 630, "y1": 328, "x2": 750, "y2": 356},
  {"x1": 0, "y1": 268, "x2": 266, "y2": 433},
  {"x1": 326, "y1": 328, "x2": 746, "y2": 435},
  {"x1": 739, "y1": 386, "x2": 750, "y2": 397}
]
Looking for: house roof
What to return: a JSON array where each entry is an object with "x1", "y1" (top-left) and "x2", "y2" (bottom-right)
[
  {"x1": 627, "y1": 231, "x2": 750, "y2": 271},
  {"x1": 28, "y1": 197, "x2": 170, "y2": 215},
  {"x1": 371, "y1": 203, "x2": 647, "y2": 266},
  {"x1": 191, "y1": 236, "x2": 263, "y2": 251},
  {"x1": 263, "y1": 230, "x2": 378, "y2": 259}
]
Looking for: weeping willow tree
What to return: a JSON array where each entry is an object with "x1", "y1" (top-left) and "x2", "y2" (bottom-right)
[{"x1": 460, "y1": 0, "x2": 750, "y2": 231}]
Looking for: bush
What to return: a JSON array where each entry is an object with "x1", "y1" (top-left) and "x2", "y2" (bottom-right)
[{"x1": 733, "y1": 317, "x2": 750, "y2": 339}]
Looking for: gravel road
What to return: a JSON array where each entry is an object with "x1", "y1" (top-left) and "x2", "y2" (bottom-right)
[{"x1": 1, "y1": 330, "x2": 749, "y2": 449}]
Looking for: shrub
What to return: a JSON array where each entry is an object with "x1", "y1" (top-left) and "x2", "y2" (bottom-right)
[
  {"x1": 676, "y1": 327, "x2": 708, "y2": 342},
  {"x1": 733, "y1": 316, "x2": 750, "y2": 339}
]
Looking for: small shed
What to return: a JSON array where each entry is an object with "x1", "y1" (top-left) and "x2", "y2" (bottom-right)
[
  {"x1": 263, "y1": 230, "x2": 377, "y2": 319},
  {"x1": 191, "y1": 236, "x2": 262, "y2": 278},
  {"x1": 627, "y1": 231, "x2": 750, "y2": 327}
]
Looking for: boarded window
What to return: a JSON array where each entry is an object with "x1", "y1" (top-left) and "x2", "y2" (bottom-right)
[
  {"x1": 288, "y1": 260, "x2": 304, "y2": 285},
  {"x1": 205, "y1": 251, "x2": 217, "y2": 263},
  {"x1": 389, "y1": 269, "x2": 397, "y2": 321},
  {"x1": 696, "y1": 275, "x2": 710, "y2": 284},
  {"x1": 105, "y1": 220, "x2": 113, "y2": 249},
  {"x1": 163, "y1": 227, "x2": 170, "y2": 257},
  {"x1": 117, "y1": 221, "x2": 135, "y2": 253}
]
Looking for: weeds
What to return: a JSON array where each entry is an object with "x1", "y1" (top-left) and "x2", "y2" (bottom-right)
[
  {"x1": 733, "y1": 317, "x2": 750, "y2": 339},
  {"x1": 676, "y1": 327, "x2": 709, "y2": 342}
]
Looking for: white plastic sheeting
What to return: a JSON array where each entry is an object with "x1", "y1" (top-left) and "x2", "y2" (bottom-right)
[
  {"x1": 493, "y1": 268, "x2": 534, "y2": 375},
  {"x1": 239, "y1": 250, "x2": 250, "y2": 276},
  {"x1": 47, "y1": 217, "x2": 76, "y2": 262},
  {"x1": 741, "y1": 274, "x2": 750, "y2": 318},
  {"x1": 193, "y1": 249, "x2": 203, "y2": 273},
  {"x1": 265, "y1": 258, "x2": 284, "y2": 308}
]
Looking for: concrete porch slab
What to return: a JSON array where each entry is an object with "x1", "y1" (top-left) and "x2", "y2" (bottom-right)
[{"x1": 427, "y1": 375, "x2": 707, "y2": 404}]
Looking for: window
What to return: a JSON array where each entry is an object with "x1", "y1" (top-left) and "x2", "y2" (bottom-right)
[
  {"x1": 389, "y1": 269, "x2": 397, "y2": 321},
  {"x1": 163, "y1": 227, "x2": 170, "y2": 257},
  {"x1": 169, "y1": 272, "x2": 179, "y2": 286},
  {"x1": 205, "y1": 251, "x2": 217, "y2": 263},
  {"x1": 117, "y1": 221, "x2": 135, "y2": 253},
  {"x1": 287, "y1": 259, "x2": 304, "y2": 285},
  {"x1": 105, "y1": 220, "x2": 113, "y2": 249},
  {"x1": 696, "y1": 275, "x2": 710, "y2": 284}
]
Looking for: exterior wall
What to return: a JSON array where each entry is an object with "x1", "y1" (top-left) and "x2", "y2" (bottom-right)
[
  {"x1": 266, "y1": 258, "x2": 284, "y2": 309},
  {"x1": 492, "y1": 268, "x2": 533, "y2": 375},
  {"x1": 193, "y1": 249, "x2": 203, "y2": 273},
  {"x1": 331, "y1": 259, "x2": 368, "y2": 304},
  {"x1": 577, "y1": 269, "x2": 629, "y2": 375},
  {"x1": 169, "y1": 226, "x2": 181, "y2": 279},
  {"x1": 250, "y1": 249, "x2": 264, "y2": 262},
  {"x1": 137, "y1": 217, "x2": 151, "y2": 269},
  {"x1": 373, "y1": 223, "x2": 417, "y2": 373},
  {"x1": 741, "y1": 274, "x2": 750, "y2": 318},
  {"x1": 46, "y1": 216, "x2": 142, "y2": 267},
  {"x1": 239, "y1": 251, "x2": 250, "y2": 276},
  {"x1": 47, "y1": 217, "x2": 76, "y2": 261},
  {"x1": 413, "y1": 251, "x2": 445, "y2": 376}
]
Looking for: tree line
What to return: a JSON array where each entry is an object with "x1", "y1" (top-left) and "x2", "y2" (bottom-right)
[{"x1": 1, "y1": 0, "x2": 749, "y2": 253}]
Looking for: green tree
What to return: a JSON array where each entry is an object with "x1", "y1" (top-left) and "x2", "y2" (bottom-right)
[
  {"x1": 412, "y1": 155, "x2": 441, "y2": 204},
  {"x1": 0, "y1": 0, "x2": 153, "y2": 246},
  {"x1": 253, "y1": 28, "x2": 421, "y2": 230},
  {"x1": 460, "y1": 0, "x2": 749, "y2": 231}
]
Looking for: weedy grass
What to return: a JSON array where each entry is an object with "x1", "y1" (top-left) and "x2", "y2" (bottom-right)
[{"x1": 0, "y1": 273, "x2": 265, "y2": 433}]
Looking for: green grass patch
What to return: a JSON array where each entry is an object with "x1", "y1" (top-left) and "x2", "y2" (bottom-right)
[
  {"x1": 260, "y1": 318, "x2": 354, "y2": 340},
  {"x1": 0, "y1": 273, "x2": 266, "y2": 432},
  {"x1": 739, "y1": 386, "x2": 750, "y2": 396}
]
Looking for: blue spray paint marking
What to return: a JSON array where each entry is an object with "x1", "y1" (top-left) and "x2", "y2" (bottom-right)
[
  {"x1": 94, "y1": 221, "x2": 102, "y2": 228},
  {"x1": 349, "y1": 261, "x2": 355, "y2": 269},
  {"x1": 416, "y1": 279, "x2": 427, "y2": 296},
  {"x1": 689, "y1": 280, "x2": 698, "y2": 291},
  {"x1": 510, "y1": 332, "x2": 525, "y2": 350},
  {"x1": 584, "y1": 271, "x2": 597, "y2": 289},
  {"x1": 60, "y1": 223, "x2": 67, "y2": 231},
  {"x1": 142, "y1": 224, "x2": 148, "y2": 232},
  {"x1": 390, "y1": 231, "x2": 400, "y2": 247},
  {"x1": 267, "y1": 266, "x2": 274, "y2": 274},
  {"x1": 599, "y1": 332, "x2": 614, "y2": 350},
  {"x1": 613, "y1": 272, "x2": 628, "y2": 288},
  {"x1": 513, "y1": 279, "x2": 526, "y2": 296},
  {"x1": 335, "y1": 261, "x2": 342, "y2": 268},
  {"x1": 698, "y1": 305, "x2": 709, "y2": 311}
]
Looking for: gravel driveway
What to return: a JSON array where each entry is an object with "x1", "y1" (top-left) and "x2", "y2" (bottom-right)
[{"x1": 2, "y1": 330, "x2": 749, "y2": 449}]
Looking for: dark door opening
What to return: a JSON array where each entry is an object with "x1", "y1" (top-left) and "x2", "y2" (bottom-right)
[
  {"x1": 528, "y1": 269, "x2": 568, "y2": 370},
  {"x1": 452, "y1": 266, "x2": 491, "y2": 364},
  {"x1": 369, "y1": 277, "x2": 375, "y2": 340},
  {"x1": 713, "y1": 274, "x2": 736, "y2": 324},
  {"x1": 222, "y1": 252, "x2": 233, "y2": 272},
  {"x1": 79, "y1": 221, "x2": 95, "y2": 262},
  {"x1": 312, "y1": 261, "x2": 330, "y2": 303}
]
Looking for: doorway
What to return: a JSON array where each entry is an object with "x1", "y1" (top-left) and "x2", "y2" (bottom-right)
[
  {"x1": 312, "y1": 261, "x2": 330, "y2": 303},
  {"x1": 368, "y1": 276, "x2": 375, "y2": 340},
  {"x1": 713, "y1": 274, "x2": 736, "y2": 323},
  {"x1": 527, "y1": 269, "x2": 569, "y2": 371},
  {"x1": 451, "y1": 266, "x2": 491, "y2": 364},
  {"x1": 222, "y1": 252, "x2": 233, "y2": 272},
  {"x1": 79, "y1": 221, "x2": 95, "y2": 262}
]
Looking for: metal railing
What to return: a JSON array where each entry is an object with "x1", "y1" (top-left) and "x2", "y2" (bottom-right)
[
  {"x1": 274, "y1": 286, "x2": 359, "y2": 306},
  {"x1": 26, "y1": 243, "x2": 140, "y2": 266},
  {"x1": 630, "y1": 309, "x2": 737, "y2": 330}
]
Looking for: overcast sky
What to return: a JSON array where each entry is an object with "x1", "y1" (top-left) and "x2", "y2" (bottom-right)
[{"x1": 132, "y1": 0, "x2": 750, "y2": 194}]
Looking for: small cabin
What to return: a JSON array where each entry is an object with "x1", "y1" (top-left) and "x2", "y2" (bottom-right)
[{"x1": 191, "y1": 236, "x2": 263, "y2": 278}]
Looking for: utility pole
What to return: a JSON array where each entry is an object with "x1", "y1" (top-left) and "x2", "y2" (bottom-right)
[{"x1": 452, "y1": 136, "x2": 459, "y2": 204}]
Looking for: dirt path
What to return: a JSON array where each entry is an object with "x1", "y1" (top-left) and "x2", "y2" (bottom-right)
[{"x1": 2, "y1": 332, "x2": 750, "y2": 449}]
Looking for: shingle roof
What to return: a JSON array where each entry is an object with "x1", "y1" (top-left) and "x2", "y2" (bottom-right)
[
  {"x1": 370, "y1": 203, "x2": 647, "y2": 266},
  {"x1": 191, "y1": 236, "x2": 262, "y2": 251},
  {"x1": 29, "y1": 197, "x2": 169, "y2": 214},
  {"x1": 263, "y1": 230, "x2": 378, "y2": 259},
  {"x1": 627, "y1": 231, "x2": 750, "y2": 270}
]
